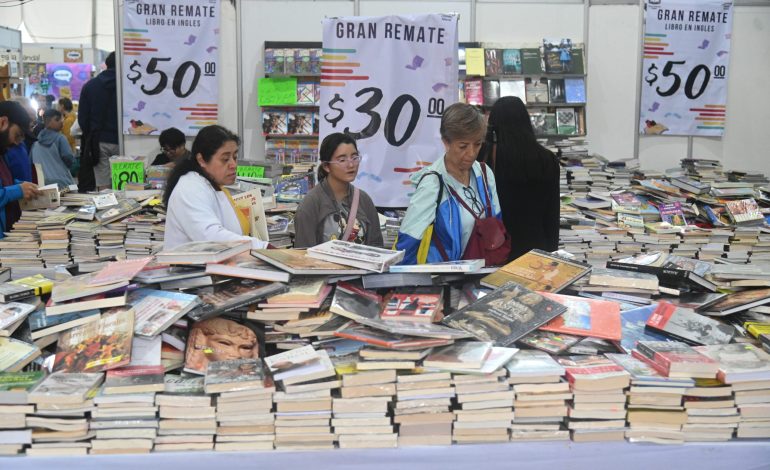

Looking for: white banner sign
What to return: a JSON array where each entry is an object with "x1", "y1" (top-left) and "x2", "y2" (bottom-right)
[
  {"x1": 122, "y1": 0, "x2": 220, "y2": 136},
  {"x1": 320, "y1": 14, "x2": 459, "y2": 207},
  {"x1": 640, "y1": 0, "x2": 733, "y2": 137}
]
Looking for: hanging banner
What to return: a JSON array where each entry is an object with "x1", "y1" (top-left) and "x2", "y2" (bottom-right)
[
  {"x1": 46, "y1": 64, "x2": 91, "y2": 101},
  {"x1": 639, "y1": 0, "x2": 733, "y2": 137},
  {"x1": 320, "y1": 14, "x2": 459, "y2": 207},
  {"x1": 122, "y1": 0, "x2": 220, "y2": 136}
]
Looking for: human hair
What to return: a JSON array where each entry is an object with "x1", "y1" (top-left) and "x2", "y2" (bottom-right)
[
  {"x1": 163, "y1": 125, "x2": 240, "y2": 206},
  {"x1": 43, "y1": 108, "x2": 62, "y2": 123},
  {"x1": 0, "y1": 100, "x2": 31, "y2": 131},
  {"x1": 45, "y1": 95, "x2": 56, "y2": 108},
  {"x1": 482, "y1": 96, "x2": 553, "y2": 181},
  {"x1": 58, "y1": 97, "x2": 73, "y2": 112},
  {"x1": 317, "y1": 132, "x2": 358, "y2": 182},
  {"x1": 158, "y1": 127, "x2": 186, "y2": 149},
  {"x1": 105, "y1": 52, "x2": 116, "y2": 70},
  {"x1": 440, "y1": 102, "x2": 486, "y2": 143}
]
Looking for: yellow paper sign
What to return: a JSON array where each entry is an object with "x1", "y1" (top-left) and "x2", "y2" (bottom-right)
[{"x1": 465, "y1": 48, "x2": 486, "y2": 76}]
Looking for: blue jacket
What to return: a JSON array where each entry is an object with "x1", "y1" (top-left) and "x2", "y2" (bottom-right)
[
  {"x1": 78, "y1": 68, "x2": 118, "y2": 144},
  {"x1": 396, "y1": 158, "x2": 502, "y2": 264},
  {"x1": 5, "y1": 143, "x2": 32, "y2": 182}
]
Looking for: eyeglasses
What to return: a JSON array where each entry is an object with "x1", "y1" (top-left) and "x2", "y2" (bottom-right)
[
  {"x1": 462, "y1": 186, "x2": 484, "y2": 216},
  {"x1": 328, "y1": 155, "x2": 362, "y2": 165}
]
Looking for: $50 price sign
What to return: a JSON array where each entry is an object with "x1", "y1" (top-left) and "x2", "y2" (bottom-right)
[
  {"x1": 122, "y1": 0, "x2": 220, "y2": 137},
  {"x1": 320, "y1": 14, "x2": 459, "y2": 207},
  {"x1": 639, "y1": 0, "x2": 733, "y2": 137}
]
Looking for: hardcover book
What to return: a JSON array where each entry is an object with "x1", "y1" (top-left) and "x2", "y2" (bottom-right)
[
  {"x1": 548, "y1": 79, "x2": 566, "y2": 104},
  {"x1": 53, "y1": 309, "x2": 134, "y2": 373},
  {"x1": 481, "y1": 249, "x2": 591, "y2": 292},
  {"x1": 442, "y1": 281, "x2": 568, "y2": 346},
  {"x1": 502, "y1": 49, "x2": 522, "y2": 74},
  {"x1": 616, "y1": 304, "x2": 672, "y2": 353},
  {"x1": 204, "y1": 358, "x2": 269, "y2": 394},
  {"x1": 306, "y1": 240, "x2": 404, "y2": 273},
  {"x1": 539, "y1": 293, "x2": 622, "y2": 341},
  {"x1": 646, "y1": 302, "x2": 735, "y2": 345}
]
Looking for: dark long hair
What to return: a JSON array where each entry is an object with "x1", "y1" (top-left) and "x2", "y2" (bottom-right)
[
  {"x1": 317, "y1": 132, "x2": 357, "y2": 182},
  {"x1": 163, "y1": 125, "x2": 240, "y2": 206},
  {"x1": 482, "y1": 96, "x2": 553, "y2": 181}
]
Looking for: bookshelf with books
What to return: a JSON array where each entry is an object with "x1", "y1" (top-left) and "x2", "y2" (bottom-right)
[
  {"x1": 459, "y1": 40, "x2": 587, "y2": 139},
  {"x1": 261, "y1": 41, "x2": 323, "y2": 167}
]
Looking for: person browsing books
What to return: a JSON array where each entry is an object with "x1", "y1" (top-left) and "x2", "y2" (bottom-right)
[
  {"x1": 152, "y1": 127, "x2": 190, "y2": 167},
  {"x1": 293, "y1": 132, "x2": 383, "y2": 248},
  {"x1": 479, "y1": 96, "x2": 560, "y2": 261},
  {"x1": 396, "y1": 103, "x2": 504, "y2": 264},
  {"x1": 162, "y1": 125, "x2": 269, "y2": 250}
]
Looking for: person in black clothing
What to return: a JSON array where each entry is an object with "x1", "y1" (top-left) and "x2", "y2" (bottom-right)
[
  {"x1": 479, "y1": 96, "x2": 560, "y2": 262},
  {"x1": 78, "y1": 52, "x2": 119, "y2": 192},
  {"x1": 152, "y1": 127, "x2": 190, "y2": 166}
]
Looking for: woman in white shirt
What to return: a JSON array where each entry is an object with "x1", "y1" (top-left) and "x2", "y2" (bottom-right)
[{"x1": 162, "y1": 125, "x2": 268, "y2": 250}]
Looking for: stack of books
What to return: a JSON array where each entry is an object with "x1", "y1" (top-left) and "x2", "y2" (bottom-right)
[
  {"x1": 336, "y1": 366, "x2": 396, "y2": 448},
  {"x1": 394, "y1": 370, "x2": 454, "y2": 446},
  {"x1": 154, "y1": 375, "x2": 207, "y2": 451},
  {"x1": 0, "y1": 371, "x2": 43, "y2": 456}
]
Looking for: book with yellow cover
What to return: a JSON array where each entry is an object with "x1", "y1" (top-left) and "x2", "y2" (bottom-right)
[
  {"x1": 9, "y1": 274, "x2": 54, "y2": 296},
  {"x1": 480, "y1": 249, "x2": 591, "y2": 292}
]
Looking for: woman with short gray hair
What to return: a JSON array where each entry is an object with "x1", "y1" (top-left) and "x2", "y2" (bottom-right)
[{"x1": 396, "y1": 103, "x2": 504, "y2": 264}]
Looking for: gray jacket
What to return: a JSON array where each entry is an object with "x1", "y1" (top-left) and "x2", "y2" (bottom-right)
[
  {"x1": 30, "y1": 129, "x2": 75, "y2": 188},
  {"x1": 294, "y1": 180, "x2": 383, "y2": 248}
]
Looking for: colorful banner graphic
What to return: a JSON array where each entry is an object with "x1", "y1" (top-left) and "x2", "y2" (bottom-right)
[
  {"x1": 122, "y1": 0, "x2": 220, "y2": 136},
  {"x1": 320, "y1": 14, "x2": 459, "y2": 207},
  {"x1": 640, "y1": 0, "x2": 733, "y2": 137},
  {"x1": 46, "y1": 63, "x2": 91, "y2": 101}
]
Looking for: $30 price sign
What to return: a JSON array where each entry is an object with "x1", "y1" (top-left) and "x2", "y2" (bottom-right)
[
  {"x1": 639, "y1": 0, "x2": 733, "y2": 137},
  {"x1": 320, "y1": 14, "x2": 459, "y2": 207},
  {"x1": 122, "y1": 0, "x2": 220, "y2": 137}
]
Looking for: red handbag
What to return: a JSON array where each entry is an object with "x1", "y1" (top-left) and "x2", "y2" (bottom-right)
[{"x1": 446, "y1": 163, "x2": 511, "y2": 267}]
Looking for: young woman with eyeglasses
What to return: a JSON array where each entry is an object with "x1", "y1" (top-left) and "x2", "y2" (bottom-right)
[
  {"x1": 396, "y1": 103, "x2": 503, "y2": 264},
  {"x1": 293, "y1": 132, "x2": 383, "y2": 248}
]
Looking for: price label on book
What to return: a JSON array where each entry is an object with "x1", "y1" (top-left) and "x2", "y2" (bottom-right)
[
  {"x1": 639, "y1": 0, "x2": 733, "y2": 137},
  {"x1": 111, "y1": 160, "x2": 145, "y2": 190},
  {"x1": 319, "y1": 14, "x2": 459, "y2": 207},
  {"x1": 122, "y1": 0, "x2": 220, "y2": 136}
]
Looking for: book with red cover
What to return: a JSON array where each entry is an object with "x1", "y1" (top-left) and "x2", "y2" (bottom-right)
[
  {"x1": 633, "y1": 340, "x2": 718, "y2": 378},
  {"x1": 381, "y1": 287, "x2": 444, "y2": 323},
  {"x1": 645, "y1": 301, "x2": 735, "y2": 345},
  {"x1": 464, "y1": 78, "x2": 484, "y2": 106},
  {"x1": 333, "y1": 324, "x2": 453, "y2": 350},
  {"x1": 557, "y1": 355, "x2": 630, "y2": 391},
  {"x1": 539, "y1": 292, "x2": 621, "y2": 341},
  {"x1": 88, "y1": 257, "x2": 153, "y2": 287}
]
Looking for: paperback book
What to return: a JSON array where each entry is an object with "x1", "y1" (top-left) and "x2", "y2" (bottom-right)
[
  {"x1": 646, "y1": 302, "x2": 735, "y2": 346},
  {"x1": 481, "y1": 249, "x2": 591, "y2": 292},
  {"x1": 52, "y1": 309, "x2": 135, "y2": 373},
  {"x1": 306, "y1": 240, "x2": 404, "y2": 273},
  {"x1": 539, "y1": 293, "x2": 622, "y2": 341}
]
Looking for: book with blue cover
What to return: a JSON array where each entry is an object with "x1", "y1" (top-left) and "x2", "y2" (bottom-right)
[
  {"x1": 564, "y1": 78, "x2": 586, "y2": 103},
  {"x1": 28, "y1": 308, "x2": 100, "y2": 340},
  {"x1": 617, "y1": 304, "x2": 672, "y2": 353},
  {"x1": 502, "y1": 49, "x2": 522, "y2": 75}
]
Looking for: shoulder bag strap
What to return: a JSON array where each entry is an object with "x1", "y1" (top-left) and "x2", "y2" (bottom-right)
[
  {"x1": 341, "y1": 186, "x2": 360, "y2": 241},
  {"x1": 478, "y1": 162, "x2": 493, "y2": 217},
  {"x1": 446, "y1": 184, "x2": 481, "y2": 221},
  {"x1": 417, "y1": 171, "x2": 449, "y2": 261}
]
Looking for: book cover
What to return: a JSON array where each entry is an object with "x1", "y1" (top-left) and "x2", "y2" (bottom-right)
[
  {"x1": 518, "y1": 330, "x2": 581, "y2": 354},
  {"x1": 539, "y1": 293, "x2": 622, "y2": 341},
  {"x1": 0, "y1": 283, "x2": 35, "y2": 303},
  {"x1": 306, "y1": 240, "x2": 404, "y2": 273},
  {"x1": 28, "y1": 372, "x2": 104, "y2": 402},
  {"x1": 184, "y1": 317, "x2": 261, "y2": 375},
  {"x1": 564, "y1": 78, "x2": 586, "y2": 103},
  {"x1": 296, "y1": 81, "x2": 315, "y2": 105},
  {"x1": 481, "y1": 249, "x2": 591, "y2": 292},
  {"x1": 19, "y1": 184, "x2": 59, "y2": 211},
  {"x1": 502, "y1": 49, "x2": 522, "y2": 75},
  {"x1": 88, "y1": 257, "x2": 152, "y2": 287},
  {"x1": 588, "y1": 268, "x2": 659, "y2": 291},
  {"x1": 275, "y1": 173, "x2": 313, "y2": 203},
  {"x1": 605, "y1": 353, "x2": 670, "y2": 382},
  {"x1": 333, "y1": 324, "x2": 452, "y2": 350},
  {"x1": 694, "y1": 344, "x2": 770, "y2": 383},
  {"x1": 482, "y1": 80, "x2": 500, "y2": 106},
  {"x1": 442, "y1": 281, "x2": 568, "y2": 346},
  {"x1": 294, "y1": 48, "x2": 311, "y2": 74},
  {"x1": 724, "y1": 198, "x2": 764, "y2": 225},
  {"x1": 104, "y1": 365, "x2": 165, "y2": 393},
  {"x1": 28, "y1": 308, "x2": 100, "y2": 339},
  {"x1": 697, "y1": 288, "x2": 770, "y2": 316},
  {"x1": 51, "y1": 272, "x2": 129, "y2": 304},
  {"x1": 204, "y1": 358, "x2": 267, "y2": 393},
  {"x1": 52, "y1": 310, "x2": 134, "y2": 373},
  {"x1": 252, "y1": 248, "x2": 368, "y2": 276},
  {"x1": 542, "y1": 38, "x2": 573, "y2": 73},
  {"x1": 422, "y1": 342, "x2": 493, "y2": 370},
  {"x1": 267, "y1": 278, "x2": 327, "y2": 303},
  {"x1": 0, "y1": 370, "x2": 45, "y2": 394},
  {"x1": 163, "y1": 374, "x2": 205, "y2": 395},
  {"x1": 121, "y1": 288, "x2": 200, "y2": 338},
  {"x1": 570, "y1": 47, "x2": 585, "y2": 74},
  {"x1": 9, "y1": 275, "x2": 54, "y2": 296},
  {"x1": 504, "y1": 349, "x2": 565, "y2": 377},
  {"x1": 557, "y1": 355, "x2": 630, "y2": 386},
  {"x1": 659, "y1": 202, "x2": 688, "y2": 226},
  {"x1": 264, "y1": 345, "x2": 320, "y2": 379},
  {"x1": 635, "y1": 340, "x2": 718, "y2": 376},
  {"x1": 262, "y1": 109, "x2": 288, "y2": 135},
  {"x1": 0, "y1": 338, "x2": 40, "y2": 372},
  {"x1": 465, "y1": 48, "x2": 485, "y2": 76},
  {"x1": 525, "y1": 77, "x2": 549, "y2": 104},
  {"x1": 615, "y1": 304, "x2": 672, "y2": 353},
  {"x1": 309, "y1": 48, "x2": 322, "y2": 74},
  {"x1": 329, "y1": 283, "x2": 382, "y2": 324},
  {"x1": 0, "y1": 302, "x2": 36, "y2": 331},
  {"x1": 95, "y1": 199, "x2": 142, "y2": 225},
  {"x1": 388, "y1": 259, "x2": 484, "y2": 274},
  {"x1": 381, "y1": 287, "x2": 444, "y2": 323},
  {"x1": 520, "y1": 48, "x2": 543, "y2": 74},
  {"x1": 484, "y1": 48, "x2": 502, "y2": 76},
  {"x1": 264, "y1": 48, "x2": 278, "y2": 74},
  {"x1": 464, "y1": 78, "x2": 484, "y2": 106},
  {"x1": 555, "y1": 108, "x2": 577, "y2": 135},
  {"x1": 499, "y1": 80, "x2": 526, "y2": 101},
  {"x1": 646, "y1": 302, "x2": 735, "y2": 345},
  {"x1": 155, "y1": 240, "x2": 251, "y2": 265},
  {"x1": 610, "y1": 192, "x2": 643, "y2": 213},
  {"x1": 190, "y1": 280, "x2": 287, "y2": 322},
  {"x1": 287, "y1": 111, "x2": 314, "y2": 135},
  {"x1": 548, "y1": 79, "x2": 566, "y2": 104}
]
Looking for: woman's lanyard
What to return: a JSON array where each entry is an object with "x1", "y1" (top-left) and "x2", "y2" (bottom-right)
[{"x1": 221, "y1": 188, "x2": 250, "y2": 236}]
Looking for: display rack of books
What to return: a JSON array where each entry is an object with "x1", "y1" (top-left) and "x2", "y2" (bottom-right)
[
  {"x1": 262, "y1": 41, "x2": 322, "y2": 167},
  {"x1": 458, "y1": 39, "x2": 587, "y2": 139}
]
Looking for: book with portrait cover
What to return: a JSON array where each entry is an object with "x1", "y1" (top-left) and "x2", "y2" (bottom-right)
[
  {"x1": 481, "y1": 249, "x2": 591, "y2": 292},
  {"x1": 646, "y1": 302, "x2": 735, "y2": 345},
  {"x1": 52, "y1": 309, "x2": 134, "y2": 373},
  {"x1": 502, "y1": 49, "x2": 522, "y2": 75},
  {"x1": 539, "y1": 293, "x2": 622, "y2": 341},
  {"x1": 262, "y1": 109, "x2": 288, "y2": 135},
  {"x1": 442, "y1": 281, "x2": 568, "y2": 346},
  {"x1": 287, "y1": 111, "x2": 314, "y2": 135}
]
